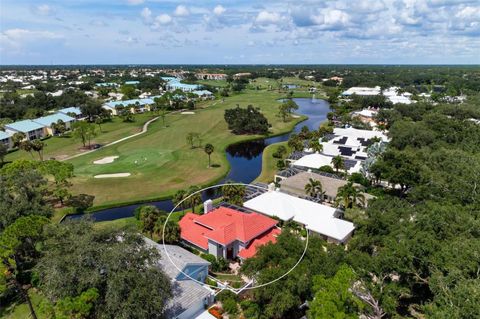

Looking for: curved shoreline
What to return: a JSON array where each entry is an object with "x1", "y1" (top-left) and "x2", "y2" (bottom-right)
[{"x1": 73, "y1": 114, "x2": 308, "y2": 214}]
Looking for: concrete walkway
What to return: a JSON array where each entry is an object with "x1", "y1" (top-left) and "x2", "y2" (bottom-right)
[{"x1": 62, "y1": 116, "x2": 159, "y2": 161}]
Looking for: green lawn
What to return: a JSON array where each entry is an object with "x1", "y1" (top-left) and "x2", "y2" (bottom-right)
[
  {"x1": 255, "y1": 141, "x2": 290, "y2": 184},
  {"x1": 67, "y1": 90, "x2": 302, "y2": 207},
  {"x1": 0, "y1": 290, "x2": 47, "y2": 319},
  {"x1": 196, "y1": 79, "x2": 229, "y2": 88},
  {"x1": 5, "y1": 114, "x2": 154, "y2": 161}
]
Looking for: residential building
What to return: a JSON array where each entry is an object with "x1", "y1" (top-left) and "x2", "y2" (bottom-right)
[
  {"x1": 192, "y1": 90, "x2": 214, "y2": 99},
  {"x1": 162, "y1": 77, "x2": 200, "y2": 92},
  {"x1": 342, "y1": 86, "x2": 381, "y2": 96},
  {"x1": 244, "y1": 189, "x2": 355, "y2": 244},
  {"x1": 277, "y1": 171, "x2": 374, "y2": 205},
  {"x1": 179, "y1": 204, "x2": 280, "y2": 261},
  {"x1": 351, "y1": 109, "x2": 378, "y2": 125},
  {"x1": 33, "y1": 113, "x2": 76, "y2": 135},
  {"x1": 0, "y1": 131, "x2": 13, "y2": 149},
  {"x1": 57, "y1": 107, "x2": 84, "y2": 120},
  {"x1": 124, "y1": 80, "x2": 140, "y2": 85},
  {"x1": 145, "y1": 239, "x2": 215, "y2": 319},
  {"x1": 293, "y1": 127, "x2": 388, "y2": 174},
  {"x1": 5, "y1": 120, "x2": 45, "y2": 140},
  {"x1": 103, "y1": 98, "x2": 154, "y2": 115}
]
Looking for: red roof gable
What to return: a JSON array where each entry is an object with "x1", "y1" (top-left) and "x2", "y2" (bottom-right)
[
  {"x1": 237, "y1": 227, "x2": 281, "y2": 259},
  {"x1": 179, "y1": 206, "x2": 278, "y2": 248}
]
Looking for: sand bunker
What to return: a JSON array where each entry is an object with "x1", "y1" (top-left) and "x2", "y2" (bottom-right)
[
  {"x1": 93, "y1": 156, "x2": 119, "y2": 164},
  {"x1": 181, "y1": 111, "x2": 195, "y2": 115},
  {"x1": 292, "y1": 115, "x2": 301, "y2": 118},
  {"x1": 94, "y1": 173, "x2": 131, "y2": 178}
]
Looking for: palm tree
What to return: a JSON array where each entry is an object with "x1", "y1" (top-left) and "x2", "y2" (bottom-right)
[
  {"x1": 222, "y1": 182, "x2": 246, "y2": 206},
  {"x1": 186, "y1": 186, "x2": 202, "y2": 213},
  {"x1": 31, "y1": 139, "x2": 45, "y2": 161},
  {"x1": 331, "y1": 155, "x2": 345, "y2": 173},
  {"x1": 172, "y1": 189, "x2": 187, "y2": 211},
  {"x1": 139, "y1": 206, "x2": 161, "y2": 238},
  {"x1": 304, "y1": 178, "x2": 325, "y2": 200},
  {"x1": 155, "y1": 216, "x2": 180, "y2": 244},
  {"x1": 19, "y1": 140, "x2": 34, "y2": 159},
  {"x1": 309, "y1": 139, "x2": 323, "y2": 153},
  {"x1": 11, "y1": 132, "x2": 26, "y2": 148},
  {"x1": 204, "y1": 143, "x2": 214, "y2": 167},
  {"x1": 335, "y1": 182, "x2": 365, "y2": 209}
]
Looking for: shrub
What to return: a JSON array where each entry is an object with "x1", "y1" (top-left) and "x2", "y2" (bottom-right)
[
  {"x1": 240, "y1": 300, "x2": 261, "y2": 319},
  {"x1": 222, "y1": 298, "x2": 238, "y2": 315},
  {"x1": 217, "y1": 290, "x2": 238, "y2": 303},
  {"x1": 318, "y1": 165, "x2": 335, "y2": 174}
]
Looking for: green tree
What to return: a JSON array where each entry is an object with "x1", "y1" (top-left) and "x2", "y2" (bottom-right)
[
  {"x1": 51, "y1": 119, "x2": 67, "y2": 136},
  {"x1": 138, "y1": 205, "x2": 161, "y2": 238},
  {"x1": 0, "y1": 215, "x2": 50, "y2": 319},
  {"x1": 35, "y1": 220, "x2": 172, "y2": 319},
  {"x1": 304, "y1": 178, "x2": 324, "y2": 200},
  {"x1": 307, "y1": 265, "x2": 363, "y2": 319},
  {"x1": 155, "y1": 216, "x2": 180, "y2": 244},
  {"x1": 186, "y1": 132, "x2": 198, "y2": 149},
  {"x1": 309, "y1": 139, "x2": 323, "y2": 153},
  {"x1": 20, "y1": 140, "x2": 35, "y2": 158},
  {"x1": 288, "y1": 133, "x2": 304, "y2": 152},
  {"x1": 221, "y1": 182, "x2": 246, "y2": 206},
  {"x1": 172, "y1": 189, "x2": 187, "y2": 211},
  {"x1": 0, "y1": 166, "x2": 52, "y2": 230},
  {"x1": 0, "y1": 143, "x2": 7, "y2": 165},
  {"x1": 331, "y1": 155, "x2": 345, "y2": 173},
  {"x1": 41, "y1": 288, "x2": 100, "y2": 319},
  {"x1": 72, "y1": 121, "x2": 94, "y2": 148},
  {"x1": 204, "y1": 143, "x2": 214, "y2": 167},
  {"x1": 11, "y1": 132, "x2": 26, "y2": 148},
  {"x1": 186, "y1": 186, "x2": 202, "y2": 213},
  {"x1": 66, "y1": 194, "x2": 95, "y2": 213},
  {"x1": 335, "y1": 182, "x2": 365, "y2": 208},
  {"x1": 31, "y1": 139, "x2": 45, "y2": 161}
]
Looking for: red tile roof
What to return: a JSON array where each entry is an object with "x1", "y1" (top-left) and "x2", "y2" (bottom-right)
[
  {"x1": 237, "y1": 227, "x2": 281, "y2": 259},
  {"x1": 179, "y1": 207, "x2": 278, "y2": 249}
]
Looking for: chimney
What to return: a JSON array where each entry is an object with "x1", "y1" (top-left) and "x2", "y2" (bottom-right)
[
  {"x1": 203, "y1": 199, "x2": 213, "y2": 214},
  {"x1": 268, "y1": 183, "x2": 275, "y2": 192}
]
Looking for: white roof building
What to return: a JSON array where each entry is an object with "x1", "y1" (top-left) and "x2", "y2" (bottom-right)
[
  {"x1": 243, "y1": 190, "x2": 355, "y2": 243},
  {"x1": 342, "y1": 86, "x2": 381, "y2": 96}
]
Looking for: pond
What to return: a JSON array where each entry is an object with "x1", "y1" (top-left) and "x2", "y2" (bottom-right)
[{"x1": 66, "y1": 97, "x2": 331, "y2": 222}]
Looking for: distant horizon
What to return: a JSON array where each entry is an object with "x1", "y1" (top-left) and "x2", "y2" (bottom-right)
[
  {"x1": 1, "y1": 63, "x2": 479, "y2": 67},
  {"x1": 1, "y1": 0, "x2": 479, "y2": 65}
]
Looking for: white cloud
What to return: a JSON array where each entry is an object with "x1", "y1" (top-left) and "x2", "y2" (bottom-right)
[
  {"x1": 35, "y1": 4, "x2": 52, "y2": 15},
  {"x1": 155, "y1": 14, "x2": 172, "y2": 25},
  {"x1": 455, "y1": 6, "x2": 480, "y2": 19},
  {"x1": 141, "y1": 7, "x2": 152, "y2": 22},
  {"x1": 2, "y1": 28, "x2": 62, "y2": 40},
  {"x1": 127, "y1": 0, "x2": 144, "y2": 5},
  {"x1": 255, "y1": 11, "x2": 282, "y2": 25},
  {"x1": 1, "y1": 28, "x2": 64, "y2": 50},
  {"x1": 174, "y1": 5, "x2": 190, "y2": 16},
  {"x1": 312, "y1": 9, "x2": 350, "y2": 29},
  {"x1": 213, "y1": 5, "x2": 226, "y2": 16}
]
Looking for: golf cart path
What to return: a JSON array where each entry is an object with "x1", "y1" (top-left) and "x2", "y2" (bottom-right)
[{"x1": 63, "y1": 116, "x2": 159, "y2": 161}]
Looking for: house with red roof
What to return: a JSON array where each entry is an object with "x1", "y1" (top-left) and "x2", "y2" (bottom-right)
[{"x1": 179, "y1": 205, "x2": 281, "y2": 260}]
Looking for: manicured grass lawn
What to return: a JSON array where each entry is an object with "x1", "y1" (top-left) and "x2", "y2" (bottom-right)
[
  {"x1": 196, "y1": 79, "x2": 229, "y2": 88},
  {"x1": 68, "y1": 89, "x2": 302, "y2": 207},
  {"x1": 5, "y1": 114, "x2": 155, "y2": 161},
  {"x1": 255, "y1": 141, "x2": 290, "y2": 184},
  {"x1": 0, "y1": 290, "x2": 47, "y2": 319}
]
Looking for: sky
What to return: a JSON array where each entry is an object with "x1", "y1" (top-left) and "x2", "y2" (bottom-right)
[{"x1": 0, "y1": 0, "x2": 479, "y2": 65}]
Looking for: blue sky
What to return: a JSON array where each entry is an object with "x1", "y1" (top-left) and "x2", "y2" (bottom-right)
[{"x1": 1, "y1": 0, "x2": 479, "y2": 65}]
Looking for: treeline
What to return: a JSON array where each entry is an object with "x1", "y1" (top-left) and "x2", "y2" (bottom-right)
[
  {"x1": 0, "y1": 89, "x2": 90, "y2": 121},
  {"x1": 239, "y1": 99, "x2": 480, "y2": 318}
]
